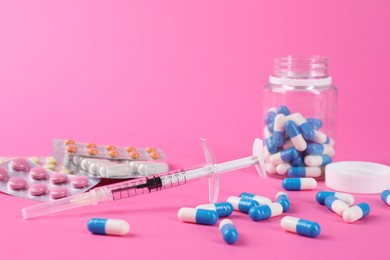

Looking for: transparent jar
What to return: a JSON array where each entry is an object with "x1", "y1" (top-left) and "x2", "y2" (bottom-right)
[{"x1": 262, "y1": 55, "x2": 337, "y2": 179}]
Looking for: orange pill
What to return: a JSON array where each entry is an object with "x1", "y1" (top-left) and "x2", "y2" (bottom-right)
[
  {"x1": 87, "y1": 148, "x2": 98, "y2": 156},
  {"x1": 86, "y1": 143, "x2": 97, "y2": 149},
  {"x1": 129, "y1": 151, "x2": 140, "y2": 159},
  {"x1": 108, "y1": 150, "x2": 119, "y2": 158},
  {"x1": 146, "y1": 147, "x2": 157, "y2": 153},
  {"x1": 125, "y1": 146, "x2": 137, "y2": 152},
  {"x1": 65, "y1": 139, "x2": 75, "y2": 145},
  {"x1": 106, "y1": 145, "x2": 116, "y2": 151},
  {"x1": 66, "y1": 145, "x2": 78, "y2": 153},
  {"x1": 149, "y1": 151, "x2": 160, "y2": 160}
]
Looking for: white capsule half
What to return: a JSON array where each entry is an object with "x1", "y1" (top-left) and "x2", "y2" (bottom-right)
[
  {"x1": 276, "y1": 163, "x2": 292, "y2": 175},
  {"x1": 312, "y1": 130, "x2": 328, "y2": 144}
]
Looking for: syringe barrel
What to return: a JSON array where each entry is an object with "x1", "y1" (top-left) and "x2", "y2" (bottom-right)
[{"x1": 109, "y1": 166, "x2": 211, "y2": 201}]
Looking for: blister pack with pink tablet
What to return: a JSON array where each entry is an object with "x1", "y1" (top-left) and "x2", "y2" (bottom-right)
[
  {"x1": 52, "y1": 139, "x2": 166, "y2": 162},
  {"x1": 0, "y1": 158, "x2": 100, "y2": 202}
]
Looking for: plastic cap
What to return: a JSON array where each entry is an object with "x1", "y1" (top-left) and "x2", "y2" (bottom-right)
[{"x1": 325, "y1": 161, "x2": 390, "y2": 194}]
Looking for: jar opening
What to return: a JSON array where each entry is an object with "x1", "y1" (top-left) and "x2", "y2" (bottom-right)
[{"x1": 273, "y1": 55, "x2": 328, "y2": 79}]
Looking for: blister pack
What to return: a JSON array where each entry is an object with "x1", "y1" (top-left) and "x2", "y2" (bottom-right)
[
  {"x1": 0, "y1": 158, "x2": 100, "y2": 202},
  {"x1": 52, "y1": 139, "x2": 166, "y2": 164},
  {"x1": 66, "y1": 156, "x2": 169, "y2": 178}
]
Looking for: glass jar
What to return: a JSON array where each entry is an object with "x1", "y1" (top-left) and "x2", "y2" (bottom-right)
[{"x1": 262, "y1": 55, "x2": 338, "y2": 179}]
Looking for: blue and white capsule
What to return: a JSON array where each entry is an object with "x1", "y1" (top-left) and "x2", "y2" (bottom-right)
[
  {"x1": 311, "y1": 130, "x2": 328, "y2": 143},
  {"x1": 290, "y1": 113, "x2": 315, "y2": 141},
  {"x1": 284, "y1": 120, "x2": 307, "y2": 151},
  {"x1": 316, "y1": 191, "x2": 354, "y2": 206},
  {"x1": 288, "y1": 167, "x2": 322, "y2": 178},
  {"x1": 282, "y1": 177, "x2": 317, "y2": 191},
  {"x1": 273, "y1": 114, "x2": 286, "y2": 147},
  {"x1": 381, "y1": 190, "x2": 390, "y2": 206},
  {"x1": 228, "y1": 196, "x2": 260, "y2": 213},
  {"x1": 325, "y1": 195, "x2": 350, "y2": 216},
  {"x1": 87, "y1": 218, "x2": 130, "y2": 236},
  {"x1": 269, "y1": 147, "x2": 299, "y2": 165},
  {"x1": 306, "y1": 143, "x2": 335, "y2": 156},
  {"x1": 275, "y1": 191, "x2": 290, "y2": 212},
  {"x1": 178, "y1": 207, "x2": 218, "y2": 225},
  {"x1": 219, "y1": 219, "x2": 238, "y2": 244},
  {"x1": 281, "y1": 216, "x2": 320, "y2": 238},
  {"x1": 304, "y1": 155, "x2": 332, "y2": 167},
  {"x1": 306, "y1": 118, "x2": 323, "y2": 130},
  {"x1": 239, "y1": 192, "x2": 272, "y2": 205},
  {"x1": 342, "y1": 202, "x2": 370, "y2": 223},
  {"x1": 249, "y1": 203, "x2": 283, "y2": 221},
  {"x1": 196, "y1": 202, "x2": 234, "y2": 217}
]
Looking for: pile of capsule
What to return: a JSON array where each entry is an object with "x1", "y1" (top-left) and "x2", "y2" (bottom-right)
[
  {"x1": 264, "y1": 105, "x2": 335, "y2": 178},
  {"x1": 177, "y1": 191, "x2": 321, "y2": 244},
  {"x1": 316, "y1": 191, "x2": 370, "y2": 223}
]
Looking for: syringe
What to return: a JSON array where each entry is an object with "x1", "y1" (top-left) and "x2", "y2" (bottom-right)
[{"x1": 22, "y1": 138, "x2": 266, "y2": 219}]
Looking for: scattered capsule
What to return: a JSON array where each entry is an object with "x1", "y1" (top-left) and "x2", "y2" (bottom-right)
[
  {"x1": 316, "y1": 191, "x2": 354, "y2": 206},
  {"x1": 342, "y1": 203, "x2": 370, "y2": 223},
  {"x1": 239, "y1": 192, "x2": 272, "y2": 205},
  {"x1": 277, "y1": 105, "x2": 291, "y2": 116},
  {"x1": 282, "y1": 178, "x2": 317, "y2": 191},
  {"x1": 281, "y1": 216, "x2": 320, "y2": 238},
  {"x1": 381, "y1": 190, "x2": 390, "y2": 206},
  {"x1": 264, "y1": 107, "x2": 277, "y2": 124},
  {"x1": 87, "y1": 218, "x2": 130, "y2": 236},
  {"x1": 196, "y1": 202, "x2": 234, "y2": 217},
  {"x1": 304, "y1": 155, "x2": 332, "y2": 167},
  {"x1": 325, "y1": 195, "x2": 350, "y2": 216},
  {"x1": 306, "y1": 143, "x2": 335, "y2": 156},
  {"x1": 219, "y1": 219, "x2": 238, "y2": 244},
  {"x1": 227, "y1": 196, "x2": 259, "y2": 213},
  {"x1": 249, "y1": 203, "x2": 283, "y2": 221},
  {"x1": 273, "y1": 114, "x2": 286, "y2": 147},
  {"x1": 178, "y1": 207, "x2": 218, "y2": 225},
  {"x1": 284, "y1": 120, "x2": 307, "y2": 151},
  {"x1": 275, "y1": 191, "x2": 290, "y2": 212},
  {"x1": 269, "y1": 147, "x2": 299, "y2": 165},
  {"x1": 287, "y1": 167, "x2": 322, "y2": 178}
]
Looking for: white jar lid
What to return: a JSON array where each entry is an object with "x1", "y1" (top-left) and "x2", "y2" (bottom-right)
[{"x1": 325, "y1": 161, "x2": 390, "y2": 194}]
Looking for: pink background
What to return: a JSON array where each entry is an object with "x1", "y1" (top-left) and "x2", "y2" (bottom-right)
[{"x1": 0, "y1": 0, "x2": 389, "y2": 259}]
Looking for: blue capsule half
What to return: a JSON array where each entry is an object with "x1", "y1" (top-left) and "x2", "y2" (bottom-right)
[
  {"x1": 196, "y1": 202, "x2": 234, "y2": 217},
  {"x1": 277, "y1": 105, "x2": 291, "y2": 116},
  {"x1": 306, "y1": 143, "x2": 325, "y2": 155},
  {"x1": 306, "y1": 118, "x2": 323, "y2": 130},
  {"x1": 381, "y1": 190, "x2": 390, "y2": 206},
  {"x1": 219, "y1": 219, "x2": 238, "y2": 244},
  {"x1": 280, "y1": 148, "x2": 299, "y2": 162}
]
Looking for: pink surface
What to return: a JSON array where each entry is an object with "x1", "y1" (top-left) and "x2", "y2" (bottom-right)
[{"x1": 0, "y1": 0, "x2": 390, "y2": 259}]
